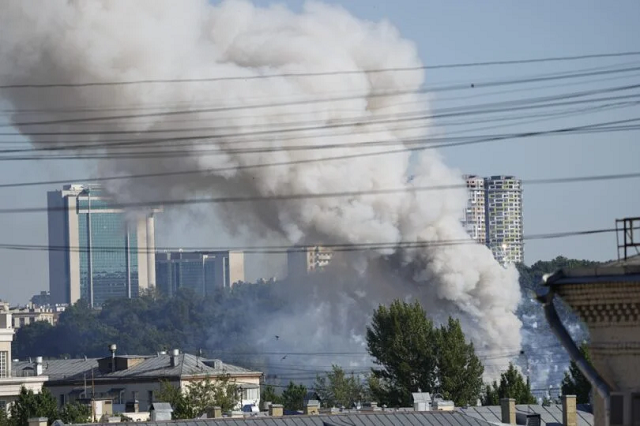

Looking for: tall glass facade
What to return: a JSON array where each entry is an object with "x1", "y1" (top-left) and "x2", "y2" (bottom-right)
[
  {"x1": 77, "y1": 193, "x2": 140, "y2": 306},
  {"x1": 47, "y1": 184, "x2": 158, "y2": 307}
]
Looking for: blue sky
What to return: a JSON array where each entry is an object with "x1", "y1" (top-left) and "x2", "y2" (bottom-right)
[{"x1": 0, "y1": 0, "x2": 639, "y2": 304}]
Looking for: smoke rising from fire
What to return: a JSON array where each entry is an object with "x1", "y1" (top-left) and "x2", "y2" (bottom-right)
[{"x1": 0, "y1": 0, "x2": 522, "y2": 372}]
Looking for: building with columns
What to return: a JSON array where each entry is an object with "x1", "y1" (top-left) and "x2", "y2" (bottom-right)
[{"x1": 47, "y1": 184, "x2": 160, "y2": 307}]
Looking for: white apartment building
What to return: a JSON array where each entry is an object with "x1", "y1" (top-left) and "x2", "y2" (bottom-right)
[
  {"x1": 462, "y1": 175, "x2": 487, "y2": 245},
  {"x1": 0, "y1": 313, "x2": 48, "y2": 415},
  {"x1": 287, "y1": 246, "x2": 333, "y2": 279},
  {"x1": 462, "y1": 175, "x2": 523, "y2": 264},
  {"x1": 485, "y1": 175, "x2": 523, "y2": 264}
]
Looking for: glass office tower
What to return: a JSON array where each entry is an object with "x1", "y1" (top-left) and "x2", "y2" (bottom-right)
[{"x1": 48, "y1": 184, "x2": 160, "y2": 307}]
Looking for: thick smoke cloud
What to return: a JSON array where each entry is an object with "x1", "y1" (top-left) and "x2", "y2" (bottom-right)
[{"x1": 0, "y1": 0, "x2": 522, "y2": 374}]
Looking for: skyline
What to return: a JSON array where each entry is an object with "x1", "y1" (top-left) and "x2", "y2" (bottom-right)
[{"x1": 0, "y1": 0, "x2": 639, "y2": 305}]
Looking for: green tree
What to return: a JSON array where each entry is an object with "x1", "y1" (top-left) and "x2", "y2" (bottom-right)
[
  {"x1": 483, "y1": 363, "x2": 536, "y2": 405},
  {"x1": 366, "y1": 300, "x2": 437, "y2": 407},
  {"x1": 314, "y1": 365, "x2": 367, "y2": 408},
  {"x1": 435, "y1": 318, "x2": 484, "y2": 406},
  {"x1": 561, "y1": 343, "x2": 592, "y2": 404},
  {"x1": 281, "y1": 382, "x2": 307, "y2": 412},
  {"x1": 58, "y1": 402, "x2": 91, "y2": 424},
  {"x1": 10, "y1": 388, "x2": 59, "y2": 426},
  {"x1": 261, "y1": 385, "x2": 283, "y2": 406},
  {"x1": 155, "y1": 375, "x2": 240, "y2": 419}
]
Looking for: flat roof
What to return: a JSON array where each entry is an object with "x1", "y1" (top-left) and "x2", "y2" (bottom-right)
[{"x1": 543, "y1": 254, "x2": 640, "y2": 286}]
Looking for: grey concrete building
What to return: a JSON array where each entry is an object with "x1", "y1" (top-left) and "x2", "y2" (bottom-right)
[{"x1": 47, "y1": 184, "x2": 159, "y2": 307}]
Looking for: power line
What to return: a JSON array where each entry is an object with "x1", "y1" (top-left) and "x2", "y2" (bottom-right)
[
  {"x1": 4, "y1": 65, "x2": 640, "y2": 129},
  {"x1": 2, "y1": 51, "x2": 640, "y2": 89},
  {"x1": 2, "y1": 117, "x2": 639, "y2": 161},
  {"x1": 0, "y1": 227, "x2": 633, "y2": 254},
  {"x1": 2, "y1": 168, "x2": 640, "y2": 213}
]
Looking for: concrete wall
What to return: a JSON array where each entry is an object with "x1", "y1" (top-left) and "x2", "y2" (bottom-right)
[{"x1": 557, "y1": 280, "x2": 640, "y2": 426}]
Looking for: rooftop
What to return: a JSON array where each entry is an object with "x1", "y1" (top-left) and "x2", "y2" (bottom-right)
[
  {"x1": 461, "y1": 403, "x2": 594, "y2": 426},
  {"x1": 543, "y1": 254, "x2": 640, "y2": 286},
  {"x1": 12, "y1": 353, "x2": 260, "y2": 383},
  {"x1": 76, "y1": 411, "x2": 498, "y2": 426}
]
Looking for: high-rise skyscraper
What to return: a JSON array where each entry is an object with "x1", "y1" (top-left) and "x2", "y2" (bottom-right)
[
  {"x1": 47, "y1": 184, "x2": 160, "y2": 307},
  {"x1": 462, "y1": 175, "x2": 523, "y2": 264},
  {"x1": 155, "y1": 251, "x2": 245, "y2": 297},
  {"x1": 462, "y1": 175, "x2": 487, "y2": 245}
]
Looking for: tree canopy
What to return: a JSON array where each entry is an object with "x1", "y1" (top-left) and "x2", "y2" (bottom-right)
[
  {"x1": 314, "y1": 365, "x2": 368, "y2": 408},
  {"x1": 7, "y1": 388, "x2": 58, "y2": 426},
  {"x1": 483, "y1": 363, "x2": 536, "y2": 405},
  {"x1": 561, "y1": 343, "x2": 592, "y2": 404},
  {"x1": 366, "y1": 300, "x2": 484, "y2": 407},
  {"x1": 281, "y1": 382, "x2": 307, "y2": 412},
  {"x1": 155, "y1": 375, "x2": 240, "y2": 418}
]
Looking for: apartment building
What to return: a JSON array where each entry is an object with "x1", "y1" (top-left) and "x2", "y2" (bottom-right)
[
  {"x1": 287, "y1": 246, "x2": 333, "y2": 279},
  {"x1": 462, "y1": 175, "x2": 523, "y2": 264}
]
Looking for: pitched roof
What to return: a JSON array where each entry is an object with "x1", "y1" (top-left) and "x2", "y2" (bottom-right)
[
  {"x1": 460, "y1": 404, "x2": 594, "y2": 426},
  {"x1": 79, "y1": 411, "x2": 499, "y2": 426},
  {"x1": 12, "y1": 354, "x2": 260, "y2": 383}
]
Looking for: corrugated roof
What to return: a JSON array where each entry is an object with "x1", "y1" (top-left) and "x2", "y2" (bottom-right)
[
  {"x1": 76, "y1": 411, "x2": 498, "y2": 426},
  {"x1": 460, "y1": 404, "x2": 594, "y2": 426},
  {"x1": 12, "y1": 354, "x2": 260, "y2": 383}
]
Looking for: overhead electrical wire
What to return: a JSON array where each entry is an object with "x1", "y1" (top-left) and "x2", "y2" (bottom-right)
[
  {"x1": 3, "y1": 65, "x2": 640, "y2": 129},
  {"x1": 2, "y1": 50, "x2": 640, "y2": 89},
  {"x1": 1, "y1": 116, "x2": 638, "y2": 161},
  {"x1": 0, "y1": 226, "x2": 634, "y2": 254}
]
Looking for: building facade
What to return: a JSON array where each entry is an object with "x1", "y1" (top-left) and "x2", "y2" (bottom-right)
[
  {"x1": 47, "y1": 184, "x2": 160, "y2": 307},
  {"x1": 462, "y1": 175, "x2": 523, "y2": 264},
  {"x1": 462, "y1": 175, "x2": 487, "y2": 245},
  {"x1": 0, "y1": 302, "x2": 56, "y2": 329},
  {"x1": 11, "y1": 350, "x2": 262, "y2": 413},
  {"x1": 484, "y1": 175, "x2": 523, "y2": 264},
  {"x1": 155, "y1": 251, "x2": 245, "y2": 297},
  {"x1": 287, "y1": 246, "x2": 333, "y2": 279},
  {"x1": 0, "y1": 313, "x2": 48, "y2": 414}
]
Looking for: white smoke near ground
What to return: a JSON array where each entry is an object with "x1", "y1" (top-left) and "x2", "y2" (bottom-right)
[{"x1": 0, "y1": 0, "x2": 522, "y2": 377}]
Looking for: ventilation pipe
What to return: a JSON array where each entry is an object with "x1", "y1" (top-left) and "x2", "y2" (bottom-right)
[
  {"x1": 536, "y1": 286, "x2": 610, "y2": 426},
  {"x1": 109, "y1": 344, "x2": 117, "y2": 373},
  {"x1": 34, "y1": 356, "x2": 43, "y2": 376},
  {"x1": 170, "y1": 349, "x2": 179, "y2": 367}
]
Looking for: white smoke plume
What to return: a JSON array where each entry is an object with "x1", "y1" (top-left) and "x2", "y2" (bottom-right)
[{"x1": 0, "y1": 0, "x2": 522, "y2": 374}]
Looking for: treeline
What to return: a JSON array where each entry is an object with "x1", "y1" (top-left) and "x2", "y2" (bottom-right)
[
  {"x1": 14, "y1": 284, "x2": 281, "y2": 360},
  {"x1": 12, "y1": 257, "x2": 597, "y2": 408}
]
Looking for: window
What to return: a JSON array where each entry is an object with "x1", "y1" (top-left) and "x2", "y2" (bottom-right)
[
  {"x1": 147, "y1": 390, "x2": 153, "y2": 404},
  {"x1": 60, "y1": 394, "x2": 66, "y2": 407},
  {"x1": 611, "y1": 394, "x2": 624, "y2": 426},
  {"x1": 132, "y1": 391, "x2": 138, "y2": 401},
  {"x1": 0, "y1": 351, "x2": 7, "y2": 378},
  {"x1": 633, "y1": 394, "x2": 640, "y2": 426}
]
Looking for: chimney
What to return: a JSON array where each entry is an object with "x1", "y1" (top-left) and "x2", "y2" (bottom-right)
[
  {"x1": 28, "y1": 418, "x2": 47, "y2": 426},
  {"x1": 34, "y1": 356, "x2": 43, "y2": 376},
  {"x1": 170, "y1": 349, "x2": 179, "y2": 367},
  {"x1": 269, "y1": 404, "x2": 283, "y2": 417},
  {"x1": 304, "y1": 401, "x2": 320, "y2": 415},
  {"x1": 501, "y1": 398, "x2": 516, "y2": 425},
  {"x1": 562, "y1": 395, "x2": 577, "y2": 426},
  {"x1": 206, "y1": 406, "x2": 222, "y2": 418},
  {"x1": 109, "y1": 344, "x2": 117, "y2": 373}
]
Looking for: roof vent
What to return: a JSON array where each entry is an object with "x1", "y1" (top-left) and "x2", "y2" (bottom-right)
[{"x1": 170, "y1": 349, "x2": 179, "y2": 367}]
